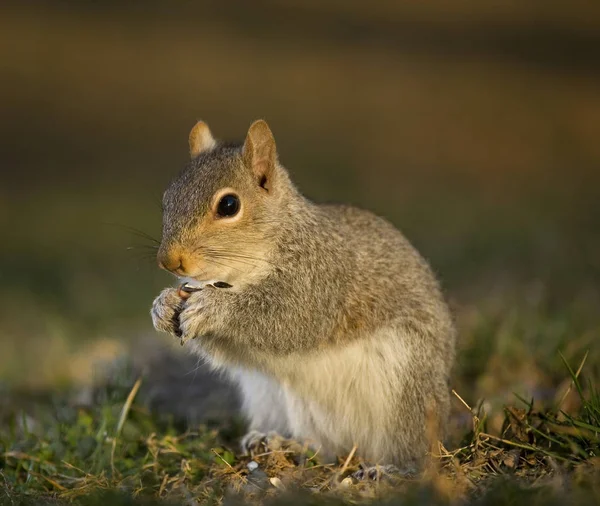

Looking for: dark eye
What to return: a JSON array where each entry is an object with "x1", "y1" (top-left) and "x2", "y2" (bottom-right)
[{"x1": 216, "y1": 194, "x2": 240, "y2": 217}]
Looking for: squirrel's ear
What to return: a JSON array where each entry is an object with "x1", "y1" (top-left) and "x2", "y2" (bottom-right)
[
  {"x1": 189, "y1": 121, "x2": 216, "y2": 158},
  {"x1": 243, "y1": 120, "x2": 276, "y2": 186}
]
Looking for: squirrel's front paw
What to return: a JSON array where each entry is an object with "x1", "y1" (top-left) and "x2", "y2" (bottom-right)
[
  {"x1": 151, "y1": 288, "x2": 183, "y2": 337},
  {"x1": 177, "y1": 288, "x2": 216, "y2": 342}
]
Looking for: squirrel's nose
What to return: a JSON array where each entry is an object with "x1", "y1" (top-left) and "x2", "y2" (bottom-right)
[{"x1": 157, "y1": 251, "x2": 187, "y2": 275}]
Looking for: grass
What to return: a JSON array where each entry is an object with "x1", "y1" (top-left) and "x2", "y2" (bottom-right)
[
  {"x1": 1, "y1": 172, "x2": 598, "y2": 506},
  {"x1": 1, "y1": 324, "x2": 599, "y2": 505}
]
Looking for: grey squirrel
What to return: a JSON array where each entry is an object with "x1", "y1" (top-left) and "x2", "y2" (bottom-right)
[{"x1": 151, "y1": 120, "x2": 456, "y2": 470}]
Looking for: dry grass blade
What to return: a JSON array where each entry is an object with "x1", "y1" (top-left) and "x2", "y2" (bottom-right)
[
  {"x1": 452, "y1": 389, "x2": 473, "y2": 412},
  {"x1": 338, "y1": 444, "x2": 358, "y2": 478},
  {"x1": 210, "y1": 448, "x2": 265, "y2": 492},
  {"x1": 28, "y1": 471, "x2": 67, "y2": 491},
  {"x1": 557, "y1": 350, "x2": 589, "y2": 410},
  {"x1": 116, "y1": 377, "x2": 143, "y2": 437},
  {"x1": 479, "y1": 432, "x2": 570, "y2": 462},
  {"x1": 111, "y1": 377, "x2": 143, "y2": 474}
]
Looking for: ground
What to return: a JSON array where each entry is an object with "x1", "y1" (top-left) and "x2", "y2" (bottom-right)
[
  {"x1": 1, "y1": 277, "x2": 599, "y2": 505},
  {"x1": 1, "y1": 2, "x2": 600, "y2": 504}
]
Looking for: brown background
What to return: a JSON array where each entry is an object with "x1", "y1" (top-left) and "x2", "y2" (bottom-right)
[{"x1": 1, "y1": 1, "x2": 598, "y2": 404}]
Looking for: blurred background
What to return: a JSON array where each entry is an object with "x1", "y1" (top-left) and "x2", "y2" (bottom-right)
[{"x1": 1, "y1": 1, "x2": 599, "y2": 424}]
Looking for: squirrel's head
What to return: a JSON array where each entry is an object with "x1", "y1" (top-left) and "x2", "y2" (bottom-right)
[{"x1": 157, "y1": 119, "x2": 293, "y2": 286}]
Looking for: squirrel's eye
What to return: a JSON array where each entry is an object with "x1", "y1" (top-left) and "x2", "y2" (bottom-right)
[{"x1": 216, "y1": 194, "x2": 240, "y2": 217}]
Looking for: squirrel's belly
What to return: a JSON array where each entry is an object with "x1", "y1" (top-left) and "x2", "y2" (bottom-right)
[{"x1": 275, "y1": 328, "x2": 416, "y2": 463}]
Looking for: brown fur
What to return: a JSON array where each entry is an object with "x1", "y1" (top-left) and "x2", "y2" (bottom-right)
[{"x1": 151, "y1": 120, "x2": 456, "y2": 469}]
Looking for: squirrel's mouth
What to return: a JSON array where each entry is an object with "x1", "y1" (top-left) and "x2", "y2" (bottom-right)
[
  {"x1": 179, "y1": 277, "x2": 232, "y2": 290},
  {"x1": 179, "y1": 277, "x2": 213, "y2": 289},
  {"x1": 179, "y1": 277, "x2": 210, "y2": 288},
  {"x1": 178, "y1": 280, "x2": 232, "y2": 298}
]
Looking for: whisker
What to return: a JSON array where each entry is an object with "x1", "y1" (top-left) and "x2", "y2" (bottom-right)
[
  {"x1": 103, "y1": 222, "x2": 162, "y2": 245},
  {"x1": 205, "y1": 247, "x2": 277, "y2": 266},
  {"x1": 191, "y1": 245, "x2": 206, "y2": 256},
  {"x1": 208, "y1": 253, "x2": 259, "y2": 269},
  {"x1": 205, "y1": 258, "x2": 244, "y2": 273},
  {"x1": 188, "y1": 247, "x2": 279, "y2": 273},
  {"x1": 127, "y1": 244, "x2": 159, "y2": 251},
  {"x1": 185, "y1": 356, "x2": 208, "y2": 378},
  {"x1": 214, "y1": 253, "x2": 277, "y2": 268},
  {"x1": 205, "y1": 248, "x2": 260, "y2": 265},
  {"x1": 127, "y1": 254, "x2": 159, "y2": 264}
]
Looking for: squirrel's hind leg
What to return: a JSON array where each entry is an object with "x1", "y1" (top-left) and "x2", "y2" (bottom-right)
[
  {"x1": 353, "y1": 464, "x2": 418, "y2": 481},
  {"x1": 229, "y1": 368, "x2": 291, "y2": 454}
]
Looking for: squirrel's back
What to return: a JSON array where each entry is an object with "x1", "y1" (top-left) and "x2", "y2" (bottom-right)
[{"x1": 276, "y1": 202, "x2": 455, "y2": 358}]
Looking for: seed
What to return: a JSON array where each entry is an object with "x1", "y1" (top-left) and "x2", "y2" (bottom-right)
[{"x1": 178, "y1": 283, "x2": 202, "y2": 299}]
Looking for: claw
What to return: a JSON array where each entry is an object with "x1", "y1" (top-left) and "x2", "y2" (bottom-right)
[
  {"x1": 240, "y1": 430, "x2": 268, "y2": 455},
  {"x1": 353, "y1": 464, "x2": 416, "y2": 481}
]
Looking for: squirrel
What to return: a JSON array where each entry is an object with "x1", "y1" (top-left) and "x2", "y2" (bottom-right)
[{"x1": 151, "y1": 119, "x2": 456, "y2": 471}]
